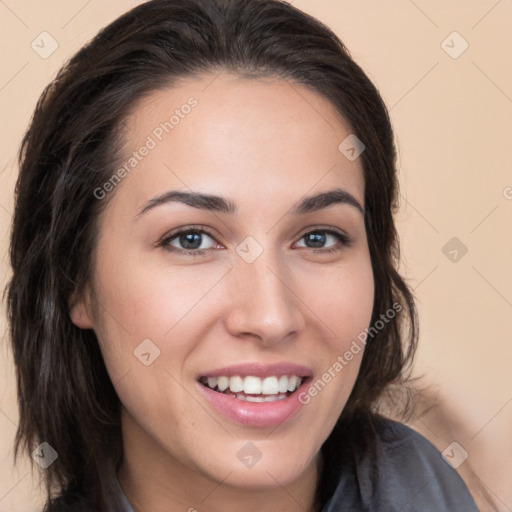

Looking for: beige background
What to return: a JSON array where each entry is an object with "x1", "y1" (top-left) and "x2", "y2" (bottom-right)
[{"x1": 0, "y1": 0, "x2": 511, "y2": 510}]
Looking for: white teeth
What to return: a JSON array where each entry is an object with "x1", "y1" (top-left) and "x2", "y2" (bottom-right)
[
  {"x1": 217, "y1": 376, "x2": 229, "y2": 392},
  {"x1": 265, "y1": 393, "x2": 287, "y2": 402},
  {"x1": 202, "y1": 374, "x2": 304, "y2": 395},
  {"x1": 262, "y1": 376, "x2": 279, "y2": 395},
  {"x1": 278, "y1": 375, "x2": 288, "y2": 393},
  {"x1": 287, "y1": 375, "x2": 299, "y2": 392},
  {"x1": 244, "y1": 394, "x2": 265, "y2": 402},
  {"x1": 243, "y1": 376, "x2": 262, "y2": 394},
  {"x1": 236, "y1": 393, "x2": 288, "y2": 402},
  {"x1": 229, "y1": 376, "x2": 244, "y2": 393}
]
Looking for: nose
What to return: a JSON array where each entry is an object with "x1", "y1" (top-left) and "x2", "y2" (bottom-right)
[{"x1": 224, "y1": 252, "x2": 306, "y2": 347}]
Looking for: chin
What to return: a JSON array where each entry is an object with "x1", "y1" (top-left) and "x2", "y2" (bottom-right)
[{"x1": 201, "y1": 444, "x2": 317, "y2": 490}]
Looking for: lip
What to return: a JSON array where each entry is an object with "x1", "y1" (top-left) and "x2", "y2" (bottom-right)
[
  {"x1": 198, "y1": 362, "x2": 313, "y2": 379},
  {"x1": 196, "y1": 363, "x2": 313, "y2": 427}
]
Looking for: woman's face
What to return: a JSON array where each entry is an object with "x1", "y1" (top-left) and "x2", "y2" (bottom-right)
[{"x1": 71, "y1": 72, "x2": 374, "y2": 495}]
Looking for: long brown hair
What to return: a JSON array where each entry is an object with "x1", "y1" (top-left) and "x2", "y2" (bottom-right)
[{"x1": 6, "y1": 0, "x2": 417, "y2": 510}]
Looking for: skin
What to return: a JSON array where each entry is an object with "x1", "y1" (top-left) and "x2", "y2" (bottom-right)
[{"x1": 70, "y1": 72, "x2": 374, "y2": 512}]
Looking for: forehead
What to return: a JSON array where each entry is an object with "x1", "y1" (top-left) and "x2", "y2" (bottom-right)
[{"x1": 112, "y1": 72, "x2": 365, "y2": 212}]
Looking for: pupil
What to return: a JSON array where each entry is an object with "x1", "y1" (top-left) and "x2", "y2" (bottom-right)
[
  {"x1": 306, "y1": 233, "x2": 325, "y2": 248},
  {"x1": 181, "y1": 232, "x2": 202, "y2": 249}
]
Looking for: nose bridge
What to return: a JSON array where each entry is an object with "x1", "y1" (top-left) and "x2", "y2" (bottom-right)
[{"x1": 225, "y1": 244, "x2": 304, "y2": 344}]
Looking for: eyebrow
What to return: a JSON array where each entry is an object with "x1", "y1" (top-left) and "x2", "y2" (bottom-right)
[{"x1": 135, "y1": 187, "x2": 365, "y2": 220}]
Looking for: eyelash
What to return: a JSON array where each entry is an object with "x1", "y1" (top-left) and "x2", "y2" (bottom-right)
[{"x1": 157, "y1": 225, "x2": 353, "y2": 257}]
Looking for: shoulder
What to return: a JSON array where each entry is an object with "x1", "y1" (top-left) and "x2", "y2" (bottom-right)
[
  {"x1": 374, "y1": 418, "x2": 464, "y2": 477},
  {"x1": 323, "y1": 418, "x2": 479, "y2": 512},
  {"x1": 374, "y1": 416, "x2": 446, "y2": 459},
  {"x1": 373, "y1": 418, "x2": 478, "y2": 511}
]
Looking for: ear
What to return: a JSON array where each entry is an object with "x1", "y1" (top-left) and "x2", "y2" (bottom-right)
[{"x1": 69, "y1": 289, "x2": 94, "y2": 329}]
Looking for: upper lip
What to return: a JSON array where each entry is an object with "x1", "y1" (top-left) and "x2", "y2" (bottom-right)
[{"x1": 198, "y1": 362, "x2": 313, "y2": 379}]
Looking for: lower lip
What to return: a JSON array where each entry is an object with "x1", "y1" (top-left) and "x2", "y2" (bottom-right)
[{"x1": 197, "y1": 379, "x2": 311, "y2": 427}]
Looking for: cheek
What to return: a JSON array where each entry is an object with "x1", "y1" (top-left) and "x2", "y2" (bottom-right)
[
  {"x1": 93, "y1": 254, "x2": 227, "y2": 341},
  {"x1": 300, "y1": 254, "x2": 375, "y2": 347},
  {"x1": 89, "y1": 256, "x2": 213, "y2": 439},
  {"x1": 90, "y1": 252, "x2": 231, "y2": 387},
  {"x1": 296, "y1": 255, "x2": 374, "y2": 417},
  {"x1": 330, "y1": 273, "x2": 374, "y2": 338},
  {"x1": 327, "y1": 259, "x2": 374, "y2": 379}
]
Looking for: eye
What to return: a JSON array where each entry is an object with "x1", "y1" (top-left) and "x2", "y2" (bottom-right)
[
  {"x1": 158, "y1": 226, "x2": 221, "y2": 256},
  {"x1": 294, "y1": 229, "x2": 351, "y2": 252}
]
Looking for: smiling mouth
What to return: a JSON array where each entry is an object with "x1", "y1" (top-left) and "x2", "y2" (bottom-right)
[{"x1": 198, "y1": 375, "x2": 307, "y2": 403}]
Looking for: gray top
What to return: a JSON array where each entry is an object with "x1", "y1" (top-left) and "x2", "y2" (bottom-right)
[
  {"x1": 321, "y1": 420, "x2": 478, "y2": 511},
  {"x1": 115, "y1": 420, "x2": 478, "y2": 512}
]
